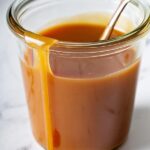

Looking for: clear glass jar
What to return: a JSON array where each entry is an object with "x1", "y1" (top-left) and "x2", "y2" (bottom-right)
[{"x1": 7, "y1": 0, "x2": 150, "y2": 150}]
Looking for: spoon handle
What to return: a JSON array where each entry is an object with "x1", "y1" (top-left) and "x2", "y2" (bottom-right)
[{"x1": 101, "y1": 0, "x2": 131, "y2": 40}]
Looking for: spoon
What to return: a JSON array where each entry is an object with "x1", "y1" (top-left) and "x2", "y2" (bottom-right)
[{"x1": 101, "y1": 0, "x2": 131, "y2": 40}]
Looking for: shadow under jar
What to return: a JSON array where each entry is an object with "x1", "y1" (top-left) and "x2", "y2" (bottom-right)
[{"x1": 7, "y1": 0, "x2": 150, "y2": 150}]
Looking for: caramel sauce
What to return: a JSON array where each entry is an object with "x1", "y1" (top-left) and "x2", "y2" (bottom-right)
[{"x1": 21, "y1": 14, "x2": 140, "y2": 150}]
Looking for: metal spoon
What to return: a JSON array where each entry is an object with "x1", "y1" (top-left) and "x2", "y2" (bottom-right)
[{"x1": 101, "y1": 0, "x2": 131, "y2": 40}]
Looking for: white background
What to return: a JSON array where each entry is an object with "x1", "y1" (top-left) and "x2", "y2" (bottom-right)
[{"x1": 0, "y1": 0, "x2": 150, "y2": 149}]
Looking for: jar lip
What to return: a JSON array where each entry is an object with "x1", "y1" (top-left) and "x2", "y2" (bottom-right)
[{"x1": 7, "y1": 0, "x2": 150, "y2": 49}]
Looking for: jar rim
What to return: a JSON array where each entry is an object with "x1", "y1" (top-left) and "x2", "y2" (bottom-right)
[{"x1": 7, "y1": 0, "x2": 150, "y2": 50}]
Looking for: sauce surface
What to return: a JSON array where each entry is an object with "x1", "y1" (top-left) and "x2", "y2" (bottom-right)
[
  {"x1": 21, "y1": 15, "x2": 140, "y2": 150},
  {"x1": 41, "y1": 23, "x2": 122, "y2": 42}
]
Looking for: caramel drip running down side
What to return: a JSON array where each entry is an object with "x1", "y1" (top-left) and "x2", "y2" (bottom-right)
[{"x1": 25, "y1": 31, "x2": 57, "y2": 150}]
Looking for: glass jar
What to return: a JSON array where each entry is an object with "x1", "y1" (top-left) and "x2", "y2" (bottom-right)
[{"x1": 7, "y1": 0, "x2": 150, "y2": 150}]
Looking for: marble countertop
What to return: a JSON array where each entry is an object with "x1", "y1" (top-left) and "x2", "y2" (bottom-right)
[{"x1": 0, "y1": 0, "x2": 150, "y2": 150}]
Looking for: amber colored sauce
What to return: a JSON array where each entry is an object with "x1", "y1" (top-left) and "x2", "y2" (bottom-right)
[
  {"x1": 21, "y1": 17, "x2": 140, "y2": 150},
  {"x1": 41, "y1": 24, "x2": 121, "y2": 42}
]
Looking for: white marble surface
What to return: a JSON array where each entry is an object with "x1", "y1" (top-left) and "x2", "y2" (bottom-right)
[{"x1": 0, "y1": 0, "x2": 150, "y2": 150}]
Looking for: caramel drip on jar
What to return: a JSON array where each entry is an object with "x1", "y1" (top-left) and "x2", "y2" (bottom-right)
[{"x1": 25, "y1": 31, "x2": 57, "y2": 150}]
